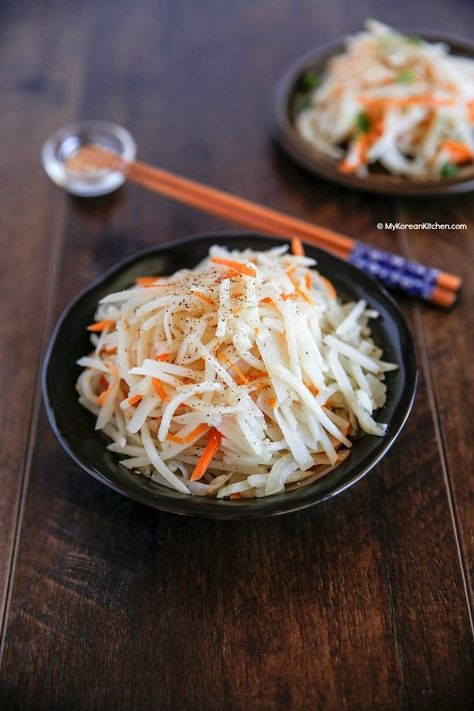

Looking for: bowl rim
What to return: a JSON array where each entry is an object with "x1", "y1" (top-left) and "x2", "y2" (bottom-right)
[
  {"x1": 42, "y1": 231, "x2": 418, "y2": 519},
  {"x1": 272, "y1": 28, "x2": 474, "y2": 196}
]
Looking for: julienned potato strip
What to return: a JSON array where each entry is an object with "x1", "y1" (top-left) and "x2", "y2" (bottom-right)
[{"x1": 76, "y1": 240, "x2": 397, "y2": 499}]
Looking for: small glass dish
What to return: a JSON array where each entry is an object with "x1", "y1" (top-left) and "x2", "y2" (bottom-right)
[{"x1": 41, "y1": 120, "x2": 136, "y2": 197}]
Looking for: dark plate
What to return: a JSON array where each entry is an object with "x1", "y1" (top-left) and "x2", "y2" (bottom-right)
[
  {"x1": 42, "y1": 232, "x2": 418, "y2": 519},
  {"x1": 272, "y1": 31, "x2": 474, "y2": 196}
]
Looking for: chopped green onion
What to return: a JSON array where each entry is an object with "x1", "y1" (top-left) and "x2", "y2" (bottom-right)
[
  {"x1": 397, "y1": 69, "x2": 415, "y2": 83},
  {"x1": 355, "y1": 111, "x2": 372, "y2": 134},
  {"x1": 302, "y1": 70, "x2": 320, "y2": 91},
  {"x1": 440, "y1": 162, "x2": 460, "y2": 178},
  {"x1": 407, "y1": 34, "x2": 423, "y2": 45}
]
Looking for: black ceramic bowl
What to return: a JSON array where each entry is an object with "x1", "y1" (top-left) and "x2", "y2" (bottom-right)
[
  {"x1": 273, "y1": 31, "x2": 474, "y2": 196},
  {"x1": 43, "y1": 232, "x2": 418, "y2": 519}
]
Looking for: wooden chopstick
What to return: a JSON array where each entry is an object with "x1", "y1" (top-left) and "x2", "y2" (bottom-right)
[{"x1": 68, "y1": 146, "x2": 461, "y2": 306}]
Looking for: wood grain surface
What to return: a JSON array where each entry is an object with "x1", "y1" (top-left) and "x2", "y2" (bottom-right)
[{"x1": 0, "y1": 1, "x2": 473, "y2": 709}]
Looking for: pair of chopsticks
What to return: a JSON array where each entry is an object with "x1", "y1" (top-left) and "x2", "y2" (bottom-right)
[{"x1": 69, "y1": 146, "x2": 462, "y2": 308}]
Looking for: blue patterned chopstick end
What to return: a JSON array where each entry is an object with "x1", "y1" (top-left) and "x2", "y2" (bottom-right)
[{"x1": 349, "y1": 242, "x2": 439, "y2": 300}]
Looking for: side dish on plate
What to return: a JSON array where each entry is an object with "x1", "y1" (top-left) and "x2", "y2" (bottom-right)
[
  {"x1": 294, "y1": 20, "x2": 474, "y2": 180},
  {"x1": 76, "y1": 241, "x2": 397, "y2": 499}
]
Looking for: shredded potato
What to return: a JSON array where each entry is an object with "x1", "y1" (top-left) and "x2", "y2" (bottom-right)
[
  {"x1": 295, "y1": 20, "x2": 474, "y2": 179},
  {"x1": 76, "y1": 244, "x2": 397, "y2": 498}
]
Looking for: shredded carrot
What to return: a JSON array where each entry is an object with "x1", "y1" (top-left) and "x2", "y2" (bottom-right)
[
  {"x1": 99, "y1": 375, "x2": 109, "y2": 391},
  {"x1": 319, "y1": 276, "x2": 337, "y2": 300},
  {"x1": 214, "y1": 269, "x2": 239, "y2": 283},
  {"x1": 155, "y1": 352, "x2": 172, "y2": 361},
  {"x1": 87, "y1": 319, "x2": 116, "y2": 332},
  {"x1": 245, "y1": 373, "x2": 264, "y2": 383},
  {"x1": 469, "y1": 100, "x2": 474, "y2": 122},
  {"x1": 441, "y1": 140, "x2": 472, "y2": 164},
  {"x1": 192, "y1": 291, "x2": 215, "y2": 306},
  {"x1": 286, "y1": 265, "x2": 297, "y2": 276},
  {"x1": 339, "y1": 134, "x2": 370, "y2": 173},
  {"x1": 127, "y1": 394, "x2": 143, "y2": 406},
  {"x1": 135, "y1": 276, "x2": 158, "y2": 286},
  {"x1": 210, "y1": 257, "x2": 256, "y2": 277},
  {"x1": 288, "y1": 272, "x2": 313, "y2": 305},
  {"x1": 308, "y1": 384, "x2": 319, "y2": 396},
  {"x1": 190, "y1": 428, "x2": 222, "y2": 481},
  {"x1": 305, "y1": 273, "x2": 312, "y2": 290},
  {"x1": 230, "y1": 361, "x2": 248, "y2": 384},
  {"x1": 260, "y1": 297, "x2": 275, "y2": 305},
  {"x1": 291, "y1": 236, "x2": 305, "y2": 256},
  {"x1": 269, "y1": 397, "x2": 277, "y2": 408},
  {"x1": 361, "y1": 96, "x2": 454, "y2": 109},
  {"x1": 152, "y1": 377, "x2": 168, "y2": 401},
  {"x1": 229, "y1": 493, "x2": 242, "y2": 500},
  {"x1": 167, "y1": 423, "x2": 209, "y2": 445},
  {"x1": 97, "y1": 388, "x2": 113, "y2": 407},
  {"x1": 218, "y1": 352, "x2": 248, "y2": 384},
  {"x1": 102, "y1": 345, "x2": 117, "y2": 354}
]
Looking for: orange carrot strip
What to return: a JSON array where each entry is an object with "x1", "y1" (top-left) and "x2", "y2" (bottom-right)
[
  {"x1": 319, "y1": 276, "x2": 337, "y2": 300},
  {"x1": 468, "y1": 100, "x2": 474, "y2": 122},
  {"x1": 167, "y1": 423, "x2": 209, "y2": 445},
  {"x1": 339, "y1": 134, "x2": 370, "y2": 174},
  {"x1": 441, "y1": 140, "x2": 472, "y2": 164},
  {"x1": 289, "y1": 272, "x2": 313, "y2": 305},
  {"x1": 361, "y1": 96, "x2": 454, "y2": 109},
  {"x1": 218, "y1": 352, "x2": 248, "y2": 384},
  {"x1": 210, "y1": 257, "x2": 256, "y2": 277},
  {"x1": 192, "y1": 291, "x2": 215, "y2": 306},
  {"x1": 291, "y1": 236, "x2": 305, "y2": 256},
  {"x1": 152, "y1": 377, "x2": 168, "y2": 401},
  {"x1": 230, "y1": 362, "x2": 249, "y2": 384},
  {"x1": 135, "y1": 276, "x2": 158, "y2": 286},
  {"x1": 214, "y1": 269, "x2": 239, "y2": 283},
  {"x1": 229, "y1": 493, "x2": 242, "y2": 500},
  {"x1": 87, "y1": 319, "x2": 116, "y2": 332},
  {"x1": 308, "y1": 384, "x2": 319, "y2": 396},
  {"x1": 99, "y1": 375, "x2": 109, "y2": 391},
  {"x1": 190, "y1": 428, "x2": 222, "y2": 481},
  {"x1": 97, "y1": 388, "x2": 113, "y2": 407},
  {"x1": 127, "y1": 394, "x2": 143, "y2": 406},
  {"x1": 305, "y1": 273, "x2": 312, "y2": 290},
  {"x1": 269, "y1": 397, "x2": 277, "y2": 408},
  {"x1": 102, "y1": 345, "x2": 117, "y2": 354},
  {"x1": 155, "y1": 352, "x2": 172, "y2": 361},
  {"x1": 245, "y1": 373, "x2": 264, "y2": 383}
]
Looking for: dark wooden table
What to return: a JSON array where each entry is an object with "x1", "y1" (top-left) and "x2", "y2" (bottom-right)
[{"x1": 1, "y1": 1, "x2": 473, "y2": 708}]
